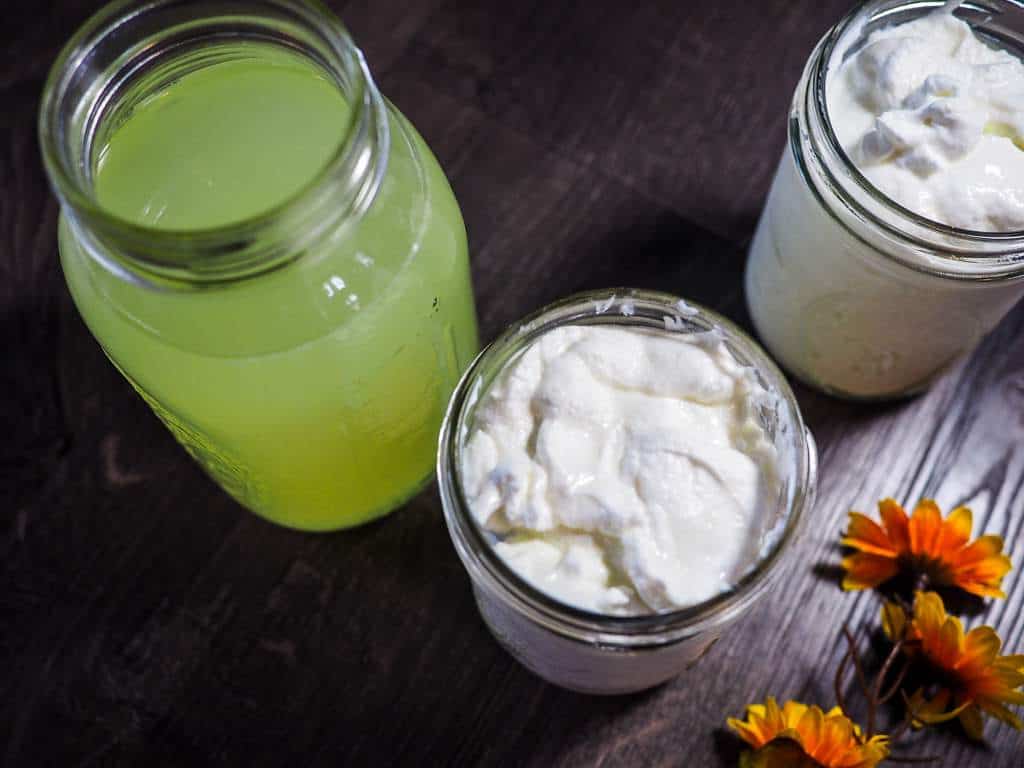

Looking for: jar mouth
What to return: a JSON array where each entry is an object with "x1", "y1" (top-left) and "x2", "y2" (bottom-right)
[
  {"x1": 810, "y1": 0, "x2": 1024, "y2": 255},
  {"x1": 38, "y1": 0, "x2": 389, "y2": 286},
  {"x1": 437, "y1": 289, "x2": 817, "y2": 644}
]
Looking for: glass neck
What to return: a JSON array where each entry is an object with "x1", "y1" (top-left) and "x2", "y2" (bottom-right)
[
  {"x1": 39, "y1": 0, "x2": 389, "y2": 288},
  {"x1": 802, "y1": 0, "x2": 1024, "y2": 278}
]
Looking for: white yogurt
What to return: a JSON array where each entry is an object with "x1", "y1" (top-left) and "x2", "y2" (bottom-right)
[
  {"x1": 746, "y1": 3, "x2": 1024, "y2": 399},
  {"x1": 460, "y1": 325, "x2": 779, "y2": 615},
  {"x1": 829, "y1": 8, "x2": 1024, "y2": 230}
]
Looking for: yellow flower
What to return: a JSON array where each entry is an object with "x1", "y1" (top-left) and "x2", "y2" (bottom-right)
[
  {"x1": 727, "y1": 697, "x2": 889, "y2": 768},
  {"x1": 841, "y1": 498, "x2": 1011, "y2": 598},
  {"x1": 882, "y1": 591, "x2": 1024, "y2": 739}
]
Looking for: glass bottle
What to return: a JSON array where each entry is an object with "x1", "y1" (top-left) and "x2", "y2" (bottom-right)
[{"x1": 40, "y1": 0, "x2": 480, "y2": 530}]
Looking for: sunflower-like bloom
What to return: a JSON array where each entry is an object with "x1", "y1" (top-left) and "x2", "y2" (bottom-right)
[
  {"x1": 727, "y1": 697, "x2": 889, "y2": 768},
  {"x1": 841, "y1": 498, "x2": 1011, "y2": 598},
  {"x1": 882, "y1": 591, "x2": 1024, "y2": 739}
]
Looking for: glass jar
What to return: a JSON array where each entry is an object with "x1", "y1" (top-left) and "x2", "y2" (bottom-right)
[
  {"x1": 39, "y1": 0, "x2": 479, "y2": 531},
  {"x1": 746, "y1": 0, "x2": 1024, "y2": 400},
  {"x1": 438, "y1": 290, "x2": 817, "y2": 694}
]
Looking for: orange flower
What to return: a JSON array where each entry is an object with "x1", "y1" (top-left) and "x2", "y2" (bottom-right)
[
  {"x1": 882, "y1": 591, "x2": 1024, "y2": 739},
  {"x1": 727, "y1": 697, "x2": 889, "y2": 768},
  {"x1": 841, "y1": 498, "x2": 1011, "y2": 598}
]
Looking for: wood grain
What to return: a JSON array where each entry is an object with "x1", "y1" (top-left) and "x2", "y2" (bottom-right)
[{"x1": 3, "y1": 0, "x2": 1024, "y2": 765}]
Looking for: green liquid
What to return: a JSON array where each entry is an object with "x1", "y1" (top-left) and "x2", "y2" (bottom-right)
[
  {"x1": 61, "y1": 46, "x2": 478, "y2": 530},
  {"x1": 95, "y1": 54, "x2": 352, "y2": 230}
]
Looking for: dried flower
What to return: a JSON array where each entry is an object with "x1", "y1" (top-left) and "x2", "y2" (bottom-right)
[
  {"x1": 841, "y1": 499, "x2": 1011, "y2": 598},
  {"x1": 727, "y1": 697, "x2": 889, "y2": 768},
  {"x1": 882, "y1": 591, "x2": 1024, "y2": 739}
]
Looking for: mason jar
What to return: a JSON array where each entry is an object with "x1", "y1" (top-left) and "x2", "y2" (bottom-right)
[
  {"x1": 39, "y1": 0, "x2": 479, "y2": 531},
  {"x1": 438, "y1": 290, "x2": 817, "y2": 694},
  {"x1": 746, "y1": 0, "x2": 1024, "y2": 400}
]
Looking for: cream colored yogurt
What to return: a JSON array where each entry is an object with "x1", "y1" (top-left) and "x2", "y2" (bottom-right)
[
  {"x1": 745, "y1": 2, "x2": 1024, "y2": 399},
  {"x1": 460, "y1": 325, "x2": 779, "y2": 615},
  {"x1": 829, "y1": 7, "x2": 1024, "y2": 230}
]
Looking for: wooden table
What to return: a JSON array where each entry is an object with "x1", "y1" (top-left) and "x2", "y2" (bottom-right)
[{"x1": 5, "y1": 1, "x2": 1024, "y2": 765}]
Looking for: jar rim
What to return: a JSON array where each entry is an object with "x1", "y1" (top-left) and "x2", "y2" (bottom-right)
[
  {"x1": 38, "y1": 0, "x2": 389, "y2": 286},
  {"x1": 437, "y1": 289, "x2": 817, "y2": 645},
  {"x1": 808, "y1": 0, "x2": 1024, "y2": 268}
]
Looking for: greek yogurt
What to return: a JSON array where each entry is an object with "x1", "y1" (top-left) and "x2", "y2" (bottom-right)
[
  {"x1": 745, "y1": 2, "x2": 1024, "y2": 399},
  {"x1": 829, "y1": 6, "x2": 1024, "y2": 230},
  {"x1": 460, "y1": 325, "x2": 779, "y2": 615}
]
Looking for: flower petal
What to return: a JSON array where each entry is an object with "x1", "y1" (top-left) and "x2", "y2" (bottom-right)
[
  {"x1": 841, "y1": 512, "x2": 898, "y2": 557},
  {"x1": 904, "y1": 688, "x2": 932, "y2": 729},
  {"x1": 858, "y1": 737, "x2": 891, "y2": 768},
  {"x1": 945, "y1": 535, "x2": 1012, "y2": 596},
  {"x1": 913, "y1": 591, "x2": 947, "y2": 637},
  {"x1": 881, "y1": 601, "x2": 907, "y2": 641},
  {"x1": 909, "y1": 499, "x2": 943, "y2": 556},
  {"x1": 729, "y1": 698, "x2": 789, "y2": 749},
  {"x1": 993, "y1": 658, "x2": 1024, "y2": 686},
  {"x1": 992, "y1": 689, "x2": 1024, "y2": 706},
  {"x1": 942, "y1": 505, "x2": 974, "y2": 550},
  {"x1": 954, "y1": 580, "x2": 1009, "y2": 600},
  {"x1": 878, "y1": 498, "x2": 910, "y2": 551},
  {"x1": 953, "y1": 553, "x2": 1011, "y2": 578},
  {"x1": 976, "y1": 699, "x2": 1024, "y2": 730},
  {"x1": 796, "y1": 704, "x2": 825, "y2": 753},
  {"x1": 954, "y1": 534, "x2": 1007, "y2": 565},
  {"x1": 931, "y1": 615, "x2": 966, "y2": 668},
  {"x1": 841, "y1": 554, "x2": 900, "y2": 591},
  {"x1": 914, "y1": 695, "x2": 970, "y2": 725},
  {"x1": 962, "y1": 626, "x2": 1002, "y2": 668},
  {"x1": 774, "y1": 698, "x2": 799, "y2": 731},
  {"x1": 728, "y1": 717, "x2": 768, "y2": 748}
]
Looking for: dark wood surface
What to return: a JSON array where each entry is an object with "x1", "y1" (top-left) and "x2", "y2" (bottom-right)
[{"x1": 4, "y1": 1, "x2": 1024, "y2": 765}]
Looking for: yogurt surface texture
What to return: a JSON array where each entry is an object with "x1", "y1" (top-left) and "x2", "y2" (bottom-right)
[
  {"x1": 828, "y1": 8, "x2": 1024, "y2": 230},
  {"x1": 460, "y1": 325, "x2": 779, "y2": 615}
]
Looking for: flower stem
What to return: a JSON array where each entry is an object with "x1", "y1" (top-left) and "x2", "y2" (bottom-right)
[
  {"x1": 868, "y1": 639, "x2": 905, "y2": 734},
  {"x1": 835, "y1": 644, "x2": 853, "y2": 714},
  {"x1": 842, "y1": 623, "x2": 872, "y2": 707},
  {"x1": 879, "y1": 661, "x2": 909, "y2": 705}
]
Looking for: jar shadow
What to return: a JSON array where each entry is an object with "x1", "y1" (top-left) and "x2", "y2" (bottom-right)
[
  {"x1": 300, "y1": 487, "x2": 672, "y2": 764},
  {"x1": 497, "y1": 205, "x2": 754, "y2": 339}
]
